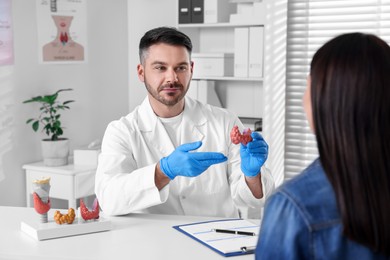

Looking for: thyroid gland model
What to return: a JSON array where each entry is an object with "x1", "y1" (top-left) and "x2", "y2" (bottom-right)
[
  {"x1": 80, "y1": 198, "x2": 100, "y2": 221},
  {"x1": 32, "y1": 177, "x2": 51, "y2": 223}
]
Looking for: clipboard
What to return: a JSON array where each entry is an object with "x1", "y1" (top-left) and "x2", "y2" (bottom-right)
[{"x1": 173, "y1": 218, "x2": 259, "y2": 257}]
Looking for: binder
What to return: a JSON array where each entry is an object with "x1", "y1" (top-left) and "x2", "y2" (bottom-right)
[
  {"x1": 234, "y1": 27, "x2": 249, "y2": 77},
  {"x1": 187, "y1": 80, "x2": 199, "y2": 100},
  {"x1": 204, "y1": 0, "x2": 236, "y2": 23},
  {"x1": 249, "y1": 26, "x2": 264, "y2": 78},
  {"x1": 197, "y1": 80, "x2": 210, "y2": 105},
  {"x1": 188, "y1": 80, "x2": 222, "y2": 108},
  {"x1": 198, "y1": 80, "x2": 222, "y2": 107},
  {"x1": 179, "y1": 0, "x2": 191, "y2": 24},
  {"x1": 191, "y1": 0, "x2": 204, "y2": 23},
  {"x1": 173, "y1": 218, "x2": 260, "y2": 257}
]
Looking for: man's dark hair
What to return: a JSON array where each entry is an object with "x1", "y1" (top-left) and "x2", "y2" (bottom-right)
[{"x1": 139, "y1": 27, "x2": 193, "y2": 64}]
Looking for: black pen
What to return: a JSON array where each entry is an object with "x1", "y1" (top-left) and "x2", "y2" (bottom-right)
[{"x1": 212, "y1": 228, "x2": 256, "y2": 236}]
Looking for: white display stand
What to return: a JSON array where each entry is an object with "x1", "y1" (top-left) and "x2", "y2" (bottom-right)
[{"x1": 21, "y1": 213, "x2": 111, "y2": 241}]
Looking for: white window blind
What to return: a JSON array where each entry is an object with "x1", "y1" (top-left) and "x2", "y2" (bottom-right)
[
  {"x1": 285, "y1": 0, "x2": 390, "y2": 180},
  {"x1": 263, "y1": 0, "x2": 288, "y2": 187},
  {"x1": 0, "y1": 67, "x2": 14, "y2": 182}
]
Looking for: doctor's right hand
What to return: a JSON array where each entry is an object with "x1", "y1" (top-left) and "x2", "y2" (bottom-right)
[{"x1": 159, "y1": 141, "x2": 227, "y2": 180}]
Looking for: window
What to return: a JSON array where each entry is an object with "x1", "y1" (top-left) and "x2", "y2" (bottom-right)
[
  {"x1": 284, "y1": 0, "x2": 390, "y2": 180},
  {"x1": 262, "y1": 0, "x2": 288, "y2": 187}
]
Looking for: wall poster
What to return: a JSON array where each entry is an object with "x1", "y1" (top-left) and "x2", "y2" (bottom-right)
[
  {"x1": 36, "y1": 0, "x2": 87, "y2": 64},
  {"x1": 0, "y1": 0, "x2": 13, "y2": 66}
]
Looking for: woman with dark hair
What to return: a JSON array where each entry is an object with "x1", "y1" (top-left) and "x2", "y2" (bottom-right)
[{"x1": 255, "y1": 33, "x2": 390, "y2": 259}]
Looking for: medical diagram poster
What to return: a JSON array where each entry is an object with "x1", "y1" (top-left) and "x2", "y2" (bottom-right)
[
  {"x1": 36, "y1": 0, "x2": 87, "y2": 64},
  {"x1": 0, "y1": 0, "x2": 13, "y2": 66}
]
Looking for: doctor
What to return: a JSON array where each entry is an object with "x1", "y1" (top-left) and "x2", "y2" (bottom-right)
[{"x1": 95, "y1": 27, "x2": 274, "y2": 217}]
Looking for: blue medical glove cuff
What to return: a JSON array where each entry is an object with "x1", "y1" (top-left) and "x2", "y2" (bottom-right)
[
  {"x1": 160, "y1": 157, "x2": 175, "y2": 180},
  {"x1": 241, "y1": 164, "x2": 261, "y2": 178}
]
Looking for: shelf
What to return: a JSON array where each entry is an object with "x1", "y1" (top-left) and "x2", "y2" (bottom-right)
[
  {"x1": 192, "y1": 76, "x2": 263, "y2": 82},
  {"x1": 239, "y1": 116, "x2": 262, "y2": 121},
  {"x1": 178, "y1": 22, "x2": 264, "y2": 28},
  {"x1": 239, "y1": 117, "x2": 263, "y2": 132},
  {"x1": 229, "y1": 0, "x2": 263, "y2": 3}
]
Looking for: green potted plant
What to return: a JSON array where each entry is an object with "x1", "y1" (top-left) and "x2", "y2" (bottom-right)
[{"x1": 23, "y1": 88, "x2": 74, "y2": 166}]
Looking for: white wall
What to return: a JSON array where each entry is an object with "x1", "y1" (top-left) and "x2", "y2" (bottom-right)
[
  {"x1": 0, "y1": 0, "x2": 129, "y2": 206},
  {"x1": 127, "y1": 0, "x2": 177, "y2": 112}
]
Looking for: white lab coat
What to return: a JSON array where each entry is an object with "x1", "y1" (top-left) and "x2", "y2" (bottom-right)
[{"x1": 95, "y1": 96, "x2": 274, "y2": 218}]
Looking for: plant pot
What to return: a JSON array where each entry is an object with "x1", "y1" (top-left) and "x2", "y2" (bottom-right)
[{"x1": 41, "y1": 139, "x2": 70, "y2": 166}]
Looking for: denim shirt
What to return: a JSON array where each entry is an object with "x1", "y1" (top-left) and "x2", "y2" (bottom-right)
[{"x1": 255, "y1": 158, "x2": 388, "y2": 260}]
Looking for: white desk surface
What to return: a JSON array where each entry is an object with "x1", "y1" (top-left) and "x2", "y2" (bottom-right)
[{"x1": 0, "y1": 206, "x2": 258, "y2": 260}]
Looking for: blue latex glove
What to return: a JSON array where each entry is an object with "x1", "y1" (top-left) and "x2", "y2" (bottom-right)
[
  {"x1": 160, "y1": 141, "x2": 228, "y2": 180},
  {"x1": 240, "y1": 132, "x2": 268, "y2": 177}
]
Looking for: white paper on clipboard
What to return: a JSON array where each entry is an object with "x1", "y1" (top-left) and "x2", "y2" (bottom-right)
[{"x1": 173, "y1": 218, "x2": 260, "y2": 257}]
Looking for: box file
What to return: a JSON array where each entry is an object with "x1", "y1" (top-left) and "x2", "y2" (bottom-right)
[
  {"x1": 180, "y1": 0, "x2": 236, "y2": 24},
  {"x1": 229, "y1": 2, "x2": 265, "y2": 24},
  {"x1": 253, "y1": 2, "x2": 266, "y2": 18},
  {"x1": 249, "y1": 26, "x2": 264, "y2": 78},
  {"x1": 187, "y1": 80, "x2": 199, "y2": 101},
  {"x1": 188, "y1": 80, "x2": 222, "y2": 108},
  {"x1": 198, "y1": 80, "x2": 222, "y2": 107},
  {"x1": 191, "y1": 0, "x2": 204, "y2": 23},
  {"x1": 179, "y1": 0, "x2": 192, "y2": 24},
  {"x1": 236, "y1": 3, "x2": 253, "y2": 16},
  {"x1": 204, "y1": 0, "x2": 236, "y2": 23},
  {"x1": 192, "y1": 52, "x2": 234, "y2": 77},
  {"x1": 234, "y1": 27, "x2": 249, "y2": 77}
]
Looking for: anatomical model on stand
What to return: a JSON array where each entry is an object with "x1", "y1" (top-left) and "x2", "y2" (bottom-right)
[{"x1": 32, "y1": 177, "x2": 51, "y2": 223}]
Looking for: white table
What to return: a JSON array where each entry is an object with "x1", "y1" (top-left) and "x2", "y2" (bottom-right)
[
  {"x1": 0, "y1": 206, "x2": 258, "y2": 260},
  {"x1": 23, "y1": 162, "x2": 96, "y2": 209}
]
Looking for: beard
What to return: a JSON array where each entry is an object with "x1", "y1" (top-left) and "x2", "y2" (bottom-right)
[{"x1": 144, "y1": 77, "x2": 189, "y2": 106}]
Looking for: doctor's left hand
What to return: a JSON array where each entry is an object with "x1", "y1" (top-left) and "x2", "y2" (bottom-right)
[
  {"x1": 240, "y1": 132, "x2": 268, "y2": 177},
  {"x1": 160, "y1": 141, "x2": 227, "y2": 180}
]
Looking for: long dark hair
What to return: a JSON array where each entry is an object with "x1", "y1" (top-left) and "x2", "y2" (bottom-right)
[{"x1": 310, "y1": 32, "x2": 390, "y2": 255}]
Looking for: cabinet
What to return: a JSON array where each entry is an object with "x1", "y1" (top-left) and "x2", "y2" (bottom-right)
[
  {"x1": 23, "y1": 161, "x2": 96, "y2": 209},
  {"x1": 177, "y1": 1, "x2": 265, "y2": 130}
]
